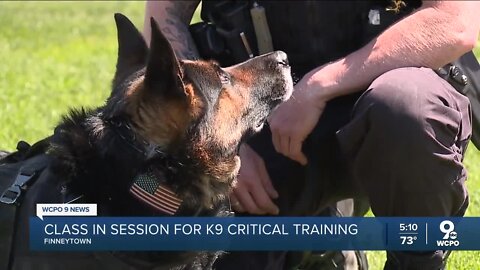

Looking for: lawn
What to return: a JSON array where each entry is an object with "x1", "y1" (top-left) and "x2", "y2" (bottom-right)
[{"x1": 1, "y1": 1, "x2": 479, "y2": 269}]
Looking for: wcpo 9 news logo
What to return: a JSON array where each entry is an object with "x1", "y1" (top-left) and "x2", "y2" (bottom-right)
[{"x1": 437, "y1": 220, "x2": 459, "y2": 247}]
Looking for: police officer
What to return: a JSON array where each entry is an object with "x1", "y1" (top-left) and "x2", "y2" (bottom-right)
[{"x1": 144, "y1": 1, "x2": 480, "y2": 269}]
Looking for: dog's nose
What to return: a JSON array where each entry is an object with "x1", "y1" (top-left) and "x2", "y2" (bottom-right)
[{"x1": 272, "y1": 51, "x2": 289, "y2": 67}]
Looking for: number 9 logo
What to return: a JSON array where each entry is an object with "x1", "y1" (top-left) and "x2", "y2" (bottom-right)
[{"x1": 439, "y1": 220, "x2": 455, "y2": 240}]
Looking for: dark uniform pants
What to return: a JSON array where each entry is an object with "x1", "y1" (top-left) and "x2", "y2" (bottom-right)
[{"x1": 214, "y1": 67, "x2": 472, "y2": 270}]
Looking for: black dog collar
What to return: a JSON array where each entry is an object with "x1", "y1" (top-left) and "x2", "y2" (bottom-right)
[
  {"x1": 105, "y1": 118, "x2": 161, "y2": 158},
  {"x1": 105, "y1": 118, "x2": 183, "y2": 215}
]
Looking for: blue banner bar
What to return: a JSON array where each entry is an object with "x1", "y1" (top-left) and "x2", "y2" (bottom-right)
[{"x1": 29, "y1": 217, "x2": 480, "y2": 251}]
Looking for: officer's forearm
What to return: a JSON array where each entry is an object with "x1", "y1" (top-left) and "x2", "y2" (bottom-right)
[
  {"x1": 306, "y1": 1, "x2": 480, "y2": 102},
  {"x1": 143, "y1": 0, "x2": 200, "y2": 60}
]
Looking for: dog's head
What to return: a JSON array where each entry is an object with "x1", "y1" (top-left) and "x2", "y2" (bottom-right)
[{"x1": 104, "y1": 14, "x2": 292, "y2": 196}]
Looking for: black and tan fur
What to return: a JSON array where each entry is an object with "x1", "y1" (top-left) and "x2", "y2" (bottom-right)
[{"x1": 8, "y1": 14, "x2": 292, "y2": 270}]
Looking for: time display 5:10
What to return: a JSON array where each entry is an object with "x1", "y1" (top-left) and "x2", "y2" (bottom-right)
[{"x1": 399, "y1": 223, "x2": 418, "y2": 231}]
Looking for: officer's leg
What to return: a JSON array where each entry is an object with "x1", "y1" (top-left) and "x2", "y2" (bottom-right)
[
  {"x1": 256, "y1": 93, "x2": 365, "y2": 270},
  {"x1": 289, "y1": 199, "x2": 369, "y2": 270},
  {"x1": 337, "y1": 67, "x2": 471, "y2": 270}
]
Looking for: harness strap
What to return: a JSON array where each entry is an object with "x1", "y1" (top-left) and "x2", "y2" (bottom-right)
[
  {"x1": 0, "y1": 201, "x2": 17, "y2": 270},
  {"x1": 0, "y1": 155, "x2": 49, "y2": 205},
  {"x1": 0, "y1": 154, "x2": 50, "y2": 270}
]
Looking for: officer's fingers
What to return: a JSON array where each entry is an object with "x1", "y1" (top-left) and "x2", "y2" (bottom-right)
[
  {"x1": 288, "y1": 138, "x2": 308, "y2": 165},
  {"x1": 255, "y1": 157, "x2": 278, "y2": 199},
  {"x1": 230, "y1": 193, "x2": 245, "y2": 213},
  {"x1": 279, "y1": 136, "x2": 290, "y2": 157},
  {"x1": 233, "y1": 185, "x2": 265, "y2": 215},
  {"x1": 271, "y1": 127, "x2": 282, "y2": 154},
  {"x1": 250, "y1": 184, "x2": 279, "y2": 215}
]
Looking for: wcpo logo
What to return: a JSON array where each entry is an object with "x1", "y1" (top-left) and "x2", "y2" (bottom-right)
[{"x1": 436, "y1": 220, "x2": 459, "y2": 247}]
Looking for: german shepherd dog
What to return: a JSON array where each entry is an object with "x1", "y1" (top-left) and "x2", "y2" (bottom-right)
[{"x1": 5, "y1": 13, "x2": 293, "y2": 270}]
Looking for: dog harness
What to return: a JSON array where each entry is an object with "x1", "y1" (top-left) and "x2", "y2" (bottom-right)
[
  {"x1": 105, "y1": 117, "x2": 185, "y2": 215},
  {"x1": 0, "y1": 140, "x2": 51, "y2": 270}
]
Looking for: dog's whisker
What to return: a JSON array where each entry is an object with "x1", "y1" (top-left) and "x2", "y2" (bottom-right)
[{"x1": 291, "y1": 72, "x2": 301, "y2": 85}]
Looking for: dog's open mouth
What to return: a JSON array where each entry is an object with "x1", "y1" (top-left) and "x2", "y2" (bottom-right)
[
  {"x1": 254, "y1": 83, "x2": 294, "y2": 133},
  {"x1": 254, "y1": 120, "x2": 265, "y2": 132}
]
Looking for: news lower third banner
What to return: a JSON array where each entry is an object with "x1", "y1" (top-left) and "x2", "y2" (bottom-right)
[{"x1": 30, "y1": 214, "x2": 480, "y2": 251}]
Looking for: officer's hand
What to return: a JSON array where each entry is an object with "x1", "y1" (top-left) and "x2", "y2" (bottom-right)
[
  {"x1": 230, "y1": 144, "x2": 279, "y2": 215},
  {"x1": 269, "y1": 76, "x2": 327, "y2": 165}
]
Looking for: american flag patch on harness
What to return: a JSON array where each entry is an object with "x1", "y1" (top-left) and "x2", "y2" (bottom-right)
[{"x1": 129, "y1": 170, "x2": 182, "y2": 215}]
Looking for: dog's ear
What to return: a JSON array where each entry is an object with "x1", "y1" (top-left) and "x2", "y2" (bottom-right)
[
  {"x1": 113, "y1": 13, "x2": 148, "y2": 85},
  {"x1": 144, "y1": 17, "x2": 185, "y2": 97}
]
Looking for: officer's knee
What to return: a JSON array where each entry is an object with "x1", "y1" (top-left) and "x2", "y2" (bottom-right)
[
  {"x1": 358, "y1": 68, "x2": 432, "y2": 144},
  {"x1": 359, "y1": 67, "x2": 463, "y2": 151}
]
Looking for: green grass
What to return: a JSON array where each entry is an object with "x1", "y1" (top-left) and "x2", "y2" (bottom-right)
[{"x1": 1, "y1": 1, "x2": 479, "y2": 269}]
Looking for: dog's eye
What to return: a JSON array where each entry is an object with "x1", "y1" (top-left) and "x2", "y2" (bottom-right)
[{"x1": 219, "y1": 71, "x2": 231, "y2": 85}]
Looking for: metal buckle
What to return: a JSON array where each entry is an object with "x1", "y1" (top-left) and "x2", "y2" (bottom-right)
[
  {"x1": 0, "y1": 172, "x2": 34, "y2": 205},
  {"x1": 0, "y1": 185, "x2": 21, "y2": 205}
]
